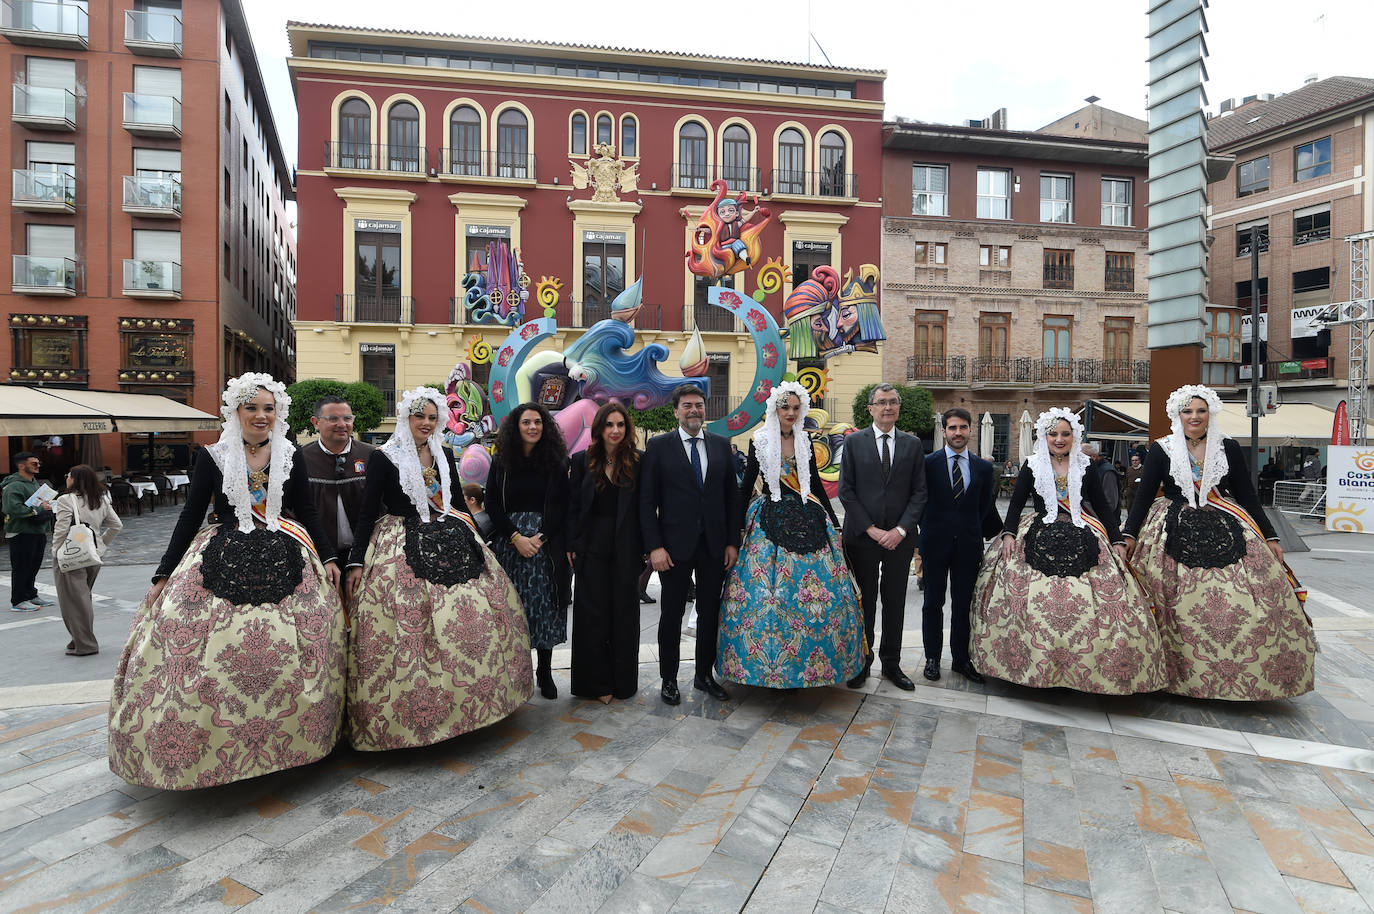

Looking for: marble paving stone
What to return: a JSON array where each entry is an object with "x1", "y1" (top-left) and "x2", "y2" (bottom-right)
[
  {"x1": 460, "y1": 834, "x2": 587, "y2": 914},
  {"x1": 740, "y1": 834, "x2": 835, "y2": 913},
  {"x1": 901, "y1": 796, "x2": 965, "y2": 876},
  {"x1": 916, "y1": 748, "x2": 975, "y2": 809},
  {"x1": 890, "y1": 683, "x2": 987, "y2": 715},
  {"x1": 1157, "y1": 742, "x2": 1225, "y2": 781},
  {"x1": 1019, "y1": 723, "x2": 1070, "y2": 759},
  {"x1": 568, "y1": 721, "x2": 675, "y2": 785},
  {"x1": 1064, "y1": 728, "x2": 1121, "y2": 777},
  {"x1": 884, "y1": 862, "x2": 956, "y2": 914},
  {"x1": 760, "y1": 740, "x2": 832, "y2": 798},
  {"x1": 596, "y1": 871, "x2": 684, "y2": 914},
  {"x1": 1080, "y1": 824, "x2": 1164, "y2": 914},
  {"x1": 1, "y1": 842, "x2": 186, "y2": 912},
  {"x1": 547, "y1": 778, "x2": 654, "y2": 847},
  {"x1": 1137, "y1": 833, "x2": 1232, "y2": 914},
  {"x1": 1071, "y1": 770, "x2": 1136, "y2": 831},
  {"x1": 1108, "y1": 714, "x2": 1256, "y2": 755},
  {"x1": 523, "y1": 828, "x2": 658, "y2": 914},
  {"x1": 1110, "y1": 735, "x2": 1173, "y2": 781},
  {"x1": 1327, "y1": 847, "x2": 1374, "y2": 905},
  {"x1": 1019, "y1": 750, "x2": 1074, "y2": 789},
  {"x1": 0, "y1": 841, "x2": 125, "y2": 905},
  {"x1": 0, "y1": 789, "x2": 134, "y2": 862},
  {"x1": 1020, "y1": 782, "x2": 1083, "y2": 849},
  {"x1": 743, "y1": 784, "x2": 806, "y2": 827},
  {"x1": 950, "y1": 852, "x2": 1024, "y2": 914},
  {"x1": 1247, "y1": 733, "x2": 1374, "y2": 774},
  {"x1": 1318, "y1": 768, "x2": 1374, "y2": 811},
  {"x1": 1283, "y1": 874, "x2": 1374, "y2": 913},
  {"x1": 0, "y1": 782, "x2": 42, "y2": 812},
  {"x1": 308, "y1": 830, "x2": 471, "y2": 914},
  {"x1": 972, "y1": 736, "x2": 1023, "y2": 798},
  {"x1": 928, "y1": 711, "x2": 979, "y2": 755},
  {"x1": 857, "y1": 763, "x2": 919, "y2": 824},
  {"x1": 976, "y1": 714, "x2": 1024, "y2": 742},
  {"x1": 1123, "y1": 775, "x2": 1199, "y2": 841},
  {"x1": 0, "y1": 749, "x2": 94, "y2": 793},
  {"x1": 618, "y1": 743, "x2": 692, "y2": 787},
  {"x1": 667, "y1": 850, "x2": 764, "y2": 914},
  {"x1": 1238, "y1": 794, "x2": 1353, "y2": 886},
  {"x1": 0, "y1": 805, "x2": 36, "y2": 832},
  {"x1": 615, "y1": 780, "x2": 705, "y2": 844},
  {"x1": 1020, "y1": 884, "x2": 1093, "y2": 914},
  {"x1": 962, "y1": 789, "x2": 1023, "y2": 864},
  {"x1": 818, "y1": 813, "x2": 906, "y2": 912},
  {"x1": 986, "y1": 696, "x2": 1111, "y2": 735},
  {"x1": 99, "y1": 835, "x2": 274, "y2": 914},
  {"x1": 713, "y1": 803, "x2": 790, "y2": 868},
  {"x1": 245, "y1": 776, "x2": 386, "y2": 848},
  {"x1": 1210, "y1": 749, "x2": 1283, "y2": 799},
  {"x1": 1022, "y1": 838, "x2": 1091, "y2": 899},
  {"x1": 881, "y1": 709, "x2": 937, "y2": 767}
]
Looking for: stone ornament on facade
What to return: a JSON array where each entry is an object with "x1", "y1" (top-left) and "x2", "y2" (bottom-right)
[{"x1": 569, "y1": 143, "x2": 640, "y2": 203}]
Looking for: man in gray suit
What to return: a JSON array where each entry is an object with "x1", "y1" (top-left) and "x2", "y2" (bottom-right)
[{"x1": 839, "y1": 384, "x2": 928, "y2": 690}]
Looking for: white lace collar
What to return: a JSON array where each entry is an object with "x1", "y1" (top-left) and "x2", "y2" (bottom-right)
[
  {"x1": 379, "y1": 387, "x2": 453, "y2": 523},
  {"x1": 206, "y1": 372, "x2": 292, "y2": 533},
  {"x1": 753, "y1": 381, "x2": 812, "y2": 502},
  {"x1": 1160, "y1": 384, "x2": 1228, "y2": 509},
  {"x1": 1026, "y1": 407, "x2": 1088, "y2": 527}
]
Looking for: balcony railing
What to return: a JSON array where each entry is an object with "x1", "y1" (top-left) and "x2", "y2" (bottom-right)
[
  {"x1": 12, "y1": 254, "x2": 79, "y2": 295},
  {"x1": 123, "y1": 92, "x2": 181, "y2": 136},
  {"x1": 11, "y1": 83, "x2": 75, "y2": 129},
  {"x1": 335, "y1": 293, "x2": 414, "y2": 324},
  {"x1": 438, "y1": 148, "x2": 536, "y2": 180},
  {"x1": 123, "y1": 9, "x2": 181, "y2": 56},
  {"x1": 689, "y1": 303, "x2": 743, "y2": 332},
  {"x1": 12, "y1": 169, "x2": 74, "y2": 212},
  {"x1": 672, "y1": 163, "x2": 710, "y2": 190},
  {"x1": 1104, "y1": 268, "x2": 1135, "y2": 292},
  {"x1": 1100, "y1": 359, "x2": 1151, "y2": 385},
  {"x1": 1241, "y1": 358, "x2": 1334, "y2": 382},
  {"x1": 0, "y1": 0, "x2": 88, "y2": 48},
  {"x1": 667, "y1": 163, "x2": 763, "y2": 194},
  {"x1": 705, "y1": 394, "x2": 732, "y2": 422},
  {"x1": 906, "y1": 355, "x2": 968, "y2": 384},
  {"x1": 972, "y1": 357, "x2": 1033, "y2": 384},
  {"x1": 122, "y1": 260, "x2": 181, "y2": 299},
  {"x1": 768, "y1": 168, "x2": 859, "y2": 198},
  {"x1": 1042, "y1": 264, "x2": 1074, "y2": 290},
  {"x1": 122, "y1": 175, "x2": 181, "y2": 217},
  {"x1": 1036, "y1": 359, "x2": 1075, "y2": 383}
]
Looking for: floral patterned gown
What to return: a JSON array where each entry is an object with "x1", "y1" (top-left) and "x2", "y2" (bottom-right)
[
  {"x1": 718, "y1": 442, "x2": 866, "y2": 688},
  {"x1": 972, "y1": 462, "x2": 1165, "y2": 695}
]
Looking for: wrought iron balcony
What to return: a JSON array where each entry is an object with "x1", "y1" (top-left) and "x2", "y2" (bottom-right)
[
  {"x1": 1099, "y1": 359, "x2": 1150, "y2": 386},
  {"x1": 0, "y1": 0, "x2": 88, "y2": 48},
  {"x1": 438, "y1": 148, "x2": 537, "y2": 180},
  {"x1": 335, "y1": 293, "x2": 414, "y2": 324},
  {"x1": 123, "y1": 9, "x2": 180, "y2": 56},
  {"x1": 11, "y1": 83, "x2": 75, "y2": 130},
  {"x1": 905, "y1": 355, "x2": 968, "y2": 385},
  {"x1": 123, "y1": 260, "x2": 181, "y2": 300},
  {"x1": 12, "y1": 254, "x2": 79, "y2": 296},
  {"x1": 1042, "y1": 264, "x2": 1074, "y2": 290},
  {"x1": 123, "y1": 93, "x2": 181, "y2": 137},
  {"x1": 122, "y1": 175, "x2": 181, "y2": 217},
  {"x1": 767, "y1": 168, "x2": 858, "y2": 198},
  {"x1": 672, "y1": 163, "x2": 711, "y2": 191},
  {"x1": 671, "y1": 163, "x2": 763, "y2": 194},
  {"x1": 687, "y1": 303, "x2": 742, "y2": 332},
  {"x1": 12, "y1": 169, "x2": 74, "y2": 212},
  {"x1": 972, "y1": 357, "x2": 1033, "y2": 384},
  {"x1": 1104, "y1": 267, "x2": 1135, "y2": 292}
]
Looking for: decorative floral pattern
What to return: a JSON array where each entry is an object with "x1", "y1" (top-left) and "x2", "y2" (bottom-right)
[
  {"x1": 718, "y1": 496, "x2": 865, "y2": 689},
  {"x1": 348, "y1": 514, "x2": 532, "y2": 751},
  {"x1": 108, "y1": 526, "x2": 346, "y2": 790},
  {"x1": 972, "y1": 514, "x2": 1165, "y2": 695},
  {"x1": 1129, "y1": 496, "x2": 1315, "y2": 700}
]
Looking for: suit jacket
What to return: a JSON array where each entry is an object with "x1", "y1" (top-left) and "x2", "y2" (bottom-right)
[
  {"x1": 567, "y1": 449, "x2": 642, "y2": 558},
  {"x1": 919, "y1": 447, "x2": 996, "y2": 561},
  {"x1": 639, "y1": 429, "x2": 741, "y2": 562},
  {"x1": 300, "y1": 438, "x2": 375, "y2": 566},
  {"x1": 838, "y1": 426, "x2": 927, "y2": 546}
]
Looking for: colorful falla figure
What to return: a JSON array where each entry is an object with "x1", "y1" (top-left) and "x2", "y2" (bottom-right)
[
  {"x1": 685, "y1": 180, "x2": 771, "y2": 279},
  {"x1": 783, "y1": 264, "x2": 886, "y2": 360}
]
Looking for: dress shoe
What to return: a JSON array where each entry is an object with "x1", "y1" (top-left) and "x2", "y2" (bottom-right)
[
  {"x1": 693, "y1": 675, "x2": 730, "y2": 702},
  {"x1": 951, "y1": 661, "x2": 986, "y2": 684},
  {"x1": 536, "y1": 668, "x2": 558, "y2": 700},
  {"x1": 661, "y1": 679, "x2": 681, "y2": 705},
  {"x1": 846, "y1": 668, "x2": 869, "y2": 689},
  {"x1": 883, "y1": 666, "x2": 916, "y2": 691},
  {"x1": 65, "y1": 649, "x2": 98, "y2": 657},
  {"x1": 923, "y1": 659, "x2": 941, "y2": 681},
  {"x1": 639, "y1": 592, "x2": 656, "y2": 604}
]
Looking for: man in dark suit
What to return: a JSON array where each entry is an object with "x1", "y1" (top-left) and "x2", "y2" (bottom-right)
[
  {"x1": 1083, "y1": 442, "x2": 1120, "y2": 522},
  {"x1": 640, "y1": 384, "x2": 741, "y2": 705},
  {"x1": 301, "y1": 394, "x2": 375, "y2": 569},
  {"x1": 838, "y1": 383, "x2": 928, "y2": 691},
  {"x1": 919, "y1": 407, "x2": 995, "y2": 684}
]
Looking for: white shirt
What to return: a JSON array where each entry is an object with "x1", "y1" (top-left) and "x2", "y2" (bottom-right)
[
  {"x1": 678, "y1": 427, "x2": 708, "y2": 479},
  {"x1": 871, "y1": 423, "x2": 897, "y2": 450},
  {"x1": 945, "y1": 445, "x2": 970, "y2": 486}
]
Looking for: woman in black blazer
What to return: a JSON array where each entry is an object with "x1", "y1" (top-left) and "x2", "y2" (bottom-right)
[{"x1": 566, "y1": 402, "x2": 643, "y2": 701}]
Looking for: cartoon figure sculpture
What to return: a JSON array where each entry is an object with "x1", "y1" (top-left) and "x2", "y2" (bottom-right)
[
  {"x1": 570, "y1": 143, "x2": 640, "y2": 204},
  {"x1": 782, "y1": 263, "x2": 886, "y2": 360},
  {"x1": 464, "y1": 241, "x2": 530, "y2": 326},
  {"x1": 562, "y1": 319, "x2": 709, "y2": 409},
  {"x1": 685, "y1": 180, "x2": 771, "y2": 279},
  {"x1": 833, "y1": 264, "x2": 886, "y2": 355},
  {"x1": 782, "y1": 265, "x2": 841, "y2": 360},
  {"x1": 442, "y1": 363, "x2": 493, "y2": 449}
]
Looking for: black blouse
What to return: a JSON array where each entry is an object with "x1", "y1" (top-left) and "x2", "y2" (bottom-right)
[
  {"x1": 1120, "y1": 438, "x2": 1277, "y2": 541},
  {"x1": 154, "y1": 447, "x2": 337, "y2": 580},
  {"x1": 348, "y1": 446, "x2": 462, "y2": 568},
  {"x1": 485, "y1": 454, "x2": 570, "y2": 542},
  {"x1": 736, "y1": 439, "x2": 839, "y2": 533},
  {"x1": 1001, "y1": 461, "x2": 1124, "y2": 545}
]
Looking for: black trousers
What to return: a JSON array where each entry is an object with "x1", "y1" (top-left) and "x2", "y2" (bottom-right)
[
  {"x1": 845, "y1": 540, "x2": 916, "y2": 671},
  {"x1": 658, "y1": 537, "x2": 726, "y2": 681},
  {"x1": 920, "y1": 540, "x2": 980, "y2": 666},
  {"x1": 8, "y1": 533, "x2": 46, "y2": 605}
]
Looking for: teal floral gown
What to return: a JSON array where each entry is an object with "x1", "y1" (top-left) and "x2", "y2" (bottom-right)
[{"x1": 718, "y1": 441, "x2": 866, "y2": 688}]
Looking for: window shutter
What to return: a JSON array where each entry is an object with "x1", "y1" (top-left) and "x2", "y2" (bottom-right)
[
  {"x1": 133, "y1": 66, "x2": 181, "y2": 100},
  {"x1": 27, "y1": 224, "x2": 75, "y2": 258},
  {"x1": 133, "y1": 229, "x2": 181, "y2": 262}
]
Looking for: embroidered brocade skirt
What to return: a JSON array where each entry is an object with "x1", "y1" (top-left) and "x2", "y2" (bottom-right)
[
  {"x1": 348, "y1": 514, "x2": 532, "y2": 751},
  {"x1": 108, "y1": 526, "x2": 347, "y2": 790},
  {"x1": 717, "y1": 495, "x2": 866, "y2": 688},
  {"x1": 972, "y1": 514, "x2": 1165, "y2": 695},
  {"x1": 1130, "y1": 497, "x2": 1315, "y2": 700}
]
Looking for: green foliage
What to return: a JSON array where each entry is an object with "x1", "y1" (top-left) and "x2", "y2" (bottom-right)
[
  {"x1": 851, "y1": 383, "x2": 935, "y2": 436},
  {"x1": 285, "y1": 379, "x2": 387, "y2": 436},
  {"x1": 628, "y1": 404, "x2": 677, "y2": 433}
]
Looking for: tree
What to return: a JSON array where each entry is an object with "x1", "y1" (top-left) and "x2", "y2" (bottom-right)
[
  {"x1": 628, "y1": 404, "x2": 677, "y2": 433},
  {"x1": 851, "y1": 383, "x2": 935, "y2": 435},
  {"x1": 285, "y1": 379, "x2": 386, "y2": 436}
]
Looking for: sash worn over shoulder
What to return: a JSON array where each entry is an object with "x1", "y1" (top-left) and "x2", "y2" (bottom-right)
[
  {"x1": 1200, "y1": 487, "x2": 1308, "y2": 606},
  {"x1": 252, "y1": 501, "x2": 318, "y2": 558}
]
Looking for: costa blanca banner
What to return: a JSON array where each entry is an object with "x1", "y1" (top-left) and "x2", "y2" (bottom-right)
[{"x1": 1326, "y1": 446, "x2": 1374, "y2": 533}]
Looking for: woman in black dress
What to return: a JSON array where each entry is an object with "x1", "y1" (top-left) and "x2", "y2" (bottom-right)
[
  {"x1": 567, "y1": 402, "x2": 643, "y2": 702},
  {"x1": 488, "y1": 402, "x2": 571, "y2": 699}
]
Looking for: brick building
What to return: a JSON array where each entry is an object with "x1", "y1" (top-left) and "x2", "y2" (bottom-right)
[
  {"x1": 1205, "y1": 76, "x2": 1374, "y2": 405},
  {"x1": 287, "y1": 22, "x2": 885, "y2": 439},
  {"x1": 2, "y1": 0, "x2": 296, "y2": 474},
  {"x1": 880, "y1": 114, "x2": 1152, "y2": 462}
]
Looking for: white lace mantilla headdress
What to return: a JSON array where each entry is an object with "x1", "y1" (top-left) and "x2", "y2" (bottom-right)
[
  {"x1": 1160, "y1": 384, "x2": 1228, "y2": 509},
  {"x1": 380, "y1": 387, "x2": 453, "y2": 523},
  {"x1": 753, "y1": 381, "x2": 812, "y2": 502},
  {"x1": 1028, "y1": 407, "x2": 1089, "y2": 527},
  {"x1": 206, "y1": 372, "x2": 293, "y2": 533}
]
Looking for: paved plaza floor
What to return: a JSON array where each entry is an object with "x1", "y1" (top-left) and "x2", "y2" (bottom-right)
[{"x1": 3, "y1": 507, "x2": 1374, "y2": 912}]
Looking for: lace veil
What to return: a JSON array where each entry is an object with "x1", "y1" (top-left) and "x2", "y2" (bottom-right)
[
  {"x1": 752, "y1": 381, "x2": 812, "y2": 502},
  {"x1": 206, "y1": 372, "x2": 293, "y2": 533},
  {"x1": 1027, "y1": 407, "x2": 1089, "y2": 527},
  {"x1": 379, "y1": 387, "x2": 453, "y2": 523},
  {"x1": 1160, "y1": 384, "x2": 1228, "y2": 509}
]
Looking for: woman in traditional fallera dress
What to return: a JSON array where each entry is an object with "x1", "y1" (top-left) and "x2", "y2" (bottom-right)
[
  {"x1": 718, "y1": 382, "x2": 866, "y2": 688},
  {"x1": 109, "y1": 374, "x2": 346, "y2": 790},
  {"x1": 566, "y1": 401, "x2": 643, "y2": 702},
  {"x1": 1122, "y1": 384, "x2": 1315, "y2": 700},
  {"x1": 972, "y1": 408, "x2": 1165, "y2": 694},
  {"x1": 345, "y1": 387, "x2": 532, "y2": 751}
]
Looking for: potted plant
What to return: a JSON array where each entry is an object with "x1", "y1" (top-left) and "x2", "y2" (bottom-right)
[
  {"x1": 31, "y1": 264, "x2": 52, "y2": 286},
  {"x1": 140, "y1": 260, "x2": 161, "y2": 289}
]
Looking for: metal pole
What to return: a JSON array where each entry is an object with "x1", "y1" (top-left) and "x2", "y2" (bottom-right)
[{"x1": 1250, "y1": 236, "x2": 1261, "y2": 487}]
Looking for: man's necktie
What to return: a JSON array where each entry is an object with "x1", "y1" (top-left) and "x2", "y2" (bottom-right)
[
  {"x1": 880, "y1": 433, "x2": 892, "y2": 475},
  {"x1": 689, "y1": 437, "x2": 704, "y2": 489},
  {"x1": 952, "y1": 453, "x2": 965, "y2": 499}
]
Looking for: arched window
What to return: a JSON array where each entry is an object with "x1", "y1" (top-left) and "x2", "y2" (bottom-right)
[
  {"x1": 570, "y1": 112, "x2": 587, "y2": 155},
  {"x1": 819, "y1": 130, "x2": 848, "y2": 197},
  {"x1": 721, "y1": 124, "x2": 751, "y2": 192},
  {"x1": 338, "y1": 98, "x2": 371, "y2": 169},
  {"x1": 677, "y1": 121, "x2": 707, "y2": 189},
  {"x1": 387, "y1": 102, "x2": 420, "y2": 172},
  {"x1": 776, "y1": 128, "x2": 805, "y2": 194},
  {"x1": 620, "y1": 116, "x2": 636, "y2": 157},
  {"x1": 596, "y1": 114, "x2": 612, "y2": 147},
  {"x1": 496, "y1": 108, "x2": 529, "y2": 178},
  {"x1": 449, "y1": 105, "x2": 481, "y2": 175}
]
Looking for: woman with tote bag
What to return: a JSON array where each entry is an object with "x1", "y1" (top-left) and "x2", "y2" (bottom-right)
[{"x1": 51, "y1": 464, "x2": 122, "y2": 656}]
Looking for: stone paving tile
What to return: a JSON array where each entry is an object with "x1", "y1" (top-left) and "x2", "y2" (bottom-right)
[
  {"x1": 740, "y1": 833, "x2": 835, "y2": 912},
  {"x1": 1137, "y1": 832, "x2": 1232, "y2": 914}
]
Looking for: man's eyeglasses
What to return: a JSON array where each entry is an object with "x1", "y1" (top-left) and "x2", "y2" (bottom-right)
[
  {"x1": 871, "y1": 399, "x2": 900, "y2": 408},
  {"x1": 320, "y1": 415, "x2": 354, "y2": 424}
]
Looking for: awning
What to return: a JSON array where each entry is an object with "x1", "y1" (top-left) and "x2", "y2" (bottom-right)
[
  {"x1": 0, "y1": 386, "x2": 220, "y2": 436},
  {"x1": 1085, "y1": 399, "x2": 1374, "y2": 445}
]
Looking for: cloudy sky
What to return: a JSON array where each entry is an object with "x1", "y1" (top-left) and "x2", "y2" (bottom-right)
[{"x1": 243, "y1": 0, "x2": 1370, "y2": 174}]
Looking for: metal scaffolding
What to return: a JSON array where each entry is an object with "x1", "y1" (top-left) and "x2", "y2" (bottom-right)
[{"x1": 1314, "y1": 232, "x2": 1373, "y2": 444}]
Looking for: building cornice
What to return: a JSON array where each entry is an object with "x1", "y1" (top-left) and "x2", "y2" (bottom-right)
[{"x1": 884, "y1": 282, "x2": 1147, "y2": 301}]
